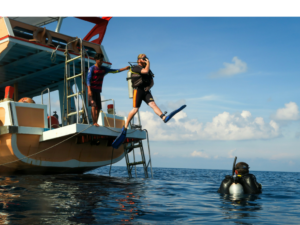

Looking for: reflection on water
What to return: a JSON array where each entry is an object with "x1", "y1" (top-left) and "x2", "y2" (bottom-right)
[
  {"x1": 0, "y1": 174, "x2": 150, "y2": 224},
  {"x1": 219, "y1": 194, "x2": 262, "y2": 222},
  {"x1": 0, "y1": 167, "x2": 299, "y2": 224}
]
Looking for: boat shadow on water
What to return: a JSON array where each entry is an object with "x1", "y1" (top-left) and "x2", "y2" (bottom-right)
[{"x1": 0, "y1": 174, "x2": 148, "y2": 224}]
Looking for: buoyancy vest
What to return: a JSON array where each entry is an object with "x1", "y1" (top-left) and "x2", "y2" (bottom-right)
[
  {"x1": 218, "y1": 175, "x2": 233, "y2": 194},
  {"x1": 127, "y1": 66, "x2": 154, "y2": 88},
  {"x1": 218, "y1": 174, "x2": 262, "y2": 194},
  {"x1": 238, "y1": 174, "x2": 262, "y2": 194}
]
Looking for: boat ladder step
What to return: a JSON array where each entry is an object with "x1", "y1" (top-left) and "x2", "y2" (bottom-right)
[
  {"x1": 63, "y1": 38, "x2": 90, "y2": 125},
  {"x1": 128, "y1": 161, "x2": 144, "y2": 166},
  {"x1": 123, "y1": 123, "x2": 153, "y2": 179}
]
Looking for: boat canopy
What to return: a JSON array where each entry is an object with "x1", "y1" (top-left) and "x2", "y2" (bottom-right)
[
  {"x1": 0, "y1": 17, "x2": 111, "y2": 100},
  {"x1": 8, "y1": 17, "x2": 61, "y2": 27}
]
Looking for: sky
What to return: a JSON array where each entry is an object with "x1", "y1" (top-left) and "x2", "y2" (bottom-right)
[{"x1": 2, "y1": 2, "x2": 300, "y2": 172}]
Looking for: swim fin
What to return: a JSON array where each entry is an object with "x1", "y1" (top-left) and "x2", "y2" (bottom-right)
[
  {"x1": 112, "y1": 126, "x2": 127, "y2": 149},
  {"x1": 164, "y1": 105, "x2": 186, "y2": 123}
]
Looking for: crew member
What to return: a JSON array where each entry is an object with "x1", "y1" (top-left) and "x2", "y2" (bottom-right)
[
  {"x1": 218, "y1": 162, "x2": 262, "y2": 194},
  {"x1": 87, "y1": 53, "x2": 129, "y2": 126}
]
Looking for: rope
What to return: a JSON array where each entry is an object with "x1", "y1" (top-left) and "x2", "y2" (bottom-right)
[
  {"x1": 109, "y1": 147, "x2": 114, "y2": 176},
  {"x1": 0, "y1": 124, "x2": 93, "y2": 167},
  {"x1": 50, "y1": 45, "x2": 60, "y2": 63},
  {"x1": 101, "y1": 110, "x2": 136, "y2": 134},
  {"x1": 101, "y1": 110, "x2": 111, "y2": 127}
]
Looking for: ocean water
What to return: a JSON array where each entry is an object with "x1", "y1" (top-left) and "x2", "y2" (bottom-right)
[{"x1": 0, "y1": 167, "x2": 300, "y2": 224}]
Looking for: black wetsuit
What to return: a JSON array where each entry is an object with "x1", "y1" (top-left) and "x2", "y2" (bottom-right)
[
  {"x1": 130, "y1": 65, "x2": 154, "y2": 108},
  {"x1": 218, "y1": 173, "x2": 262, "y2": 194}
]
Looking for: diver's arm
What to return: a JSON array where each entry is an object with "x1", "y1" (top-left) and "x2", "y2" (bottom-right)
[{"x1": 140, "y1": 58, "x2": 150, "y2": 74}]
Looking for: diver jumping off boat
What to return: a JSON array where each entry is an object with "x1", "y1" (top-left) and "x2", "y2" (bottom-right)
[
  {"x1": 111, "y1": 54, "x2": 186, "y2": 149},
  {"x1": 218, "y1": 158, "x2": 262, "y2": 195}
]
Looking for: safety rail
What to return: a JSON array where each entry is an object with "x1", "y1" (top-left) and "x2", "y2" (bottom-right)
[
  {"x1": 41, "y1": 88, "x2": 51, "y2": 130},
  {"x1": 101, "y1": 99, "x2": 116, "y2": 127}
]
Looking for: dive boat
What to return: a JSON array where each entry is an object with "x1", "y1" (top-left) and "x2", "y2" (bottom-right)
[{"x1": 0, "y1": 17, "x2": 151, "y2": 175}]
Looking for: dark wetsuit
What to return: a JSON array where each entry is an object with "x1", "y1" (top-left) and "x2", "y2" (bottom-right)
[
  {"x1": 130, "y1": 65, "x2": 154, "y2": 108},
  {"x1": 218, "y1": 173, "x2": 262, "y2": 194}
]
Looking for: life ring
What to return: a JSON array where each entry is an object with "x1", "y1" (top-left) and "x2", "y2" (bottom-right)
[
  {"x1": 66, "y1": 37, "x2": 80, "y2": 54},
  {"x1": 18, "y1": 97, "x2": 35, "y2": 104},
  {"x1": 30, "y1": 27, "x2": 53, "y2": 46}
]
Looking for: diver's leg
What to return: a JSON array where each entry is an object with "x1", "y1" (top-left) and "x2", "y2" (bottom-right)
[
  {"x1": 148, "y1": 101, "x2": 166, "y2": 120},
  {"x1": 145, "y1": 91, "x2": 166, "y2": 120},
  {"x1": 125, "y1": 108, "x2": 139, "y2": 129},
  {"x1": 125, "y1": 88, "x2": 142, "y2": 129}
]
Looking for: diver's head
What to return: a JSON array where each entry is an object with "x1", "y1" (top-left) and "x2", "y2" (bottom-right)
[
  {"x1": 137, "y1": 53, "x2": 148, "y2": 67},
  {"x1": 94, "y1": 53, "x2": 104, "y2": 67},
  {"x1": 235, "y1": 162, "x2": 249, "y2": 175}
]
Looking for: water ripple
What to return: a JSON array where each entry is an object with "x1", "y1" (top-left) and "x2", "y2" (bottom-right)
[{"x1": 0, "y1": 167, "x2": 299, "y2": 224}]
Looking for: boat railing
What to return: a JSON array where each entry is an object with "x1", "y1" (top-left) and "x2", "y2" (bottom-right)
[
  {"x1": 101, "y1": 99, "x2": 116, "y2": 127},
  {"x1": 5, "y1": 18, "x2": 102, "y2": 59},
  {"x1": 41, "y1": 88, "x2": 51, "y2": 130}
]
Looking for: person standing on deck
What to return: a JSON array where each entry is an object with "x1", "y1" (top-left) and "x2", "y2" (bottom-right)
[{"x1": 87, "y1": 53, "x2": 130, "y2": 126}]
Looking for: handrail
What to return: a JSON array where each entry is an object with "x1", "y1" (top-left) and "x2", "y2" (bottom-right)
[
  {"x1": 101, "y1": 99, "x2": 116, "y2": 127},
  {"x1": 41, "y1": 88, "x2": 51, "y2": 130},
  {"x1": 64, "y1": 37, "x2": 90, "y2": 125}
]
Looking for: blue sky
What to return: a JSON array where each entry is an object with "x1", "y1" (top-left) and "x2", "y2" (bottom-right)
[
  {"x1": 38, "y1": 17, "x2": 300, "y2": 171},
  {"x1": 42, "y1": 17, "x2": 300, "y2": 172}
]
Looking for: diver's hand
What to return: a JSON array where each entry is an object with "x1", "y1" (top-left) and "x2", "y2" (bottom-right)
[{"x1": 144, "y1": 86, "x2": 150, "y2": 92}]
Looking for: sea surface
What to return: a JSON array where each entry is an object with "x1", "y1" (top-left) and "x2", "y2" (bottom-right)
[{"x1": 0, "y1": 166, "x2": 300, "y2": 224}]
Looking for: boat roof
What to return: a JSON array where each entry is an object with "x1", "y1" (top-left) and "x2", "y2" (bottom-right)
[
  {"x1": 8, "y1": 17, "x2": 60, "y2": 26},
  {"x1": 0, "y1": 17, "x2": 111, "y2": 99}
]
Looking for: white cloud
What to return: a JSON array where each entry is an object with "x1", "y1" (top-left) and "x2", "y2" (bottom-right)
[
  {"x1": 270, "y1": 153, "x2": 294, "y2": 160},
  {"x1": 140, "y1": 109, "x2": 279, "y2": 141},
  {"x1": 191, "y1": 150, "x2": 210, "y2": 158},
  {"x1": 228, "y1": 149, "x2": 236, "y2": 158},
  {"x1": 167, "y1": 99, "x2": 186, "y2": 110},
  {"x1": 210, "y1": 56, "x2": 247, "y2": 78},
  {"x1": 274, "y1": 102, "x2": 299, "y2": 121},
  {"x1": 188, "y1": 95, "x2": 220, "y2": 101},
  {"x1": 289, "y1": 161, "x2": 295, "y2": 166}
]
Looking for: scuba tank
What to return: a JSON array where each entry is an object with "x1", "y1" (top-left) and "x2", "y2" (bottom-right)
[
  {"x1": 229, "y1": 182, "x2": 244, "y2": 195},
  {"x1": 127, "y1": 70, "x2": 133, "y2": 99}
]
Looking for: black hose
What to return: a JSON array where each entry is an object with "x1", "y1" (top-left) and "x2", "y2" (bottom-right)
[{"x1": 232, "y1": 156, "x2": 237, "y2": 176}]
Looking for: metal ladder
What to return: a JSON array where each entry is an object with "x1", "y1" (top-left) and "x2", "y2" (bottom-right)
[
  {"x1": 123, "y1": 111, "x2": 153, "y2": 178},
  {"x1": 63, "y1": 38, "x2": 90, "y2": 125}
]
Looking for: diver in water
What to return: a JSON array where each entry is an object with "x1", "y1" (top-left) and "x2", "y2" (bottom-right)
[{"x1": 218, "y1": 161, "x2": 262, "y2": 195}]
